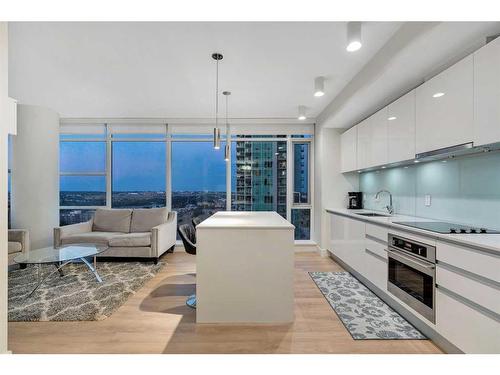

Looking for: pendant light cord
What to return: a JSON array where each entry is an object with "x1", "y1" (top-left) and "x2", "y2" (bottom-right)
[{"x1": 215, "y1": 58, "x2": 219, "y2": 129}]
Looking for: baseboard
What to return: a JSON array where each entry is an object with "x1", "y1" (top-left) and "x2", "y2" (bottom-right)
[{"x1": 328, "y1": 251, "x2": 463, "y2": 354}]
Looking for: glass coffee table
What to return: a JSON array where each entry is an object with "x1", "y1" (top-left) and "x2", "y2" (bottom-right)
[{"x1": 14, "y1": 243, "x2": 108, "y2": 297}]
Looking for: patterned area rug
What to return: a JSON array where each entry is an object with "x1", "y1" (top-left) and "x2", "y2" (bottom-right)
[
  {"x1": 309, "y1": 271, "x2": 426, "y2": 340},
  {"x1": 8, "y1": 261, "x2": 165, "y2": 322}
]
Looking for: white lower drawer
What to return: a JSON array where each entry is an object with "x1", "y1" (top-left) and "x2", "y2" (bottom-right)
[
  {"x1": 437, "y1": 265, "x2": 500, "y2": 315},
  {"x1": 436, "y1": 288, "x2": 500, "y2": 353},
  {"x1": 364, "y1": 248, "x2": 387, "y2": 292}
]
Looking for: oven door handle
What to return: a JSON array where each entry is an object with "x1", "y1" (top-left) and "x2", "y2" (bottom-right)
[{"x1": 388, "y1": 247, "x2": 435, "y2": 276}]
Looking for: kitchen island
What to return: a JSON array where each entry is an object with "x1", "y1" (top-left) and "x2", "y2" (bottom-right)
[{"x1": 196, "y1": 211, "x2": 295, "y2": 323}]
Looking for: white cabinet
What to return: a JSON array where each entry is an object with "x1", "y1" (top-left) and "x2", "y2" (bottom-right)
[
  {"x1": 329, "y1": 214, "x2": 365, "y2": 273},
  {"x1": 340, "y1": 126, "x2": 357, "y2": 172},
  {"x1": 368, "y1": 108, "x2": 388, "y2": 167},
  {"x1": 416, "y1": 55, "x2": 474, "y2": 154},
  {"x1": 356, "y1": 118, "x2": 370, "y2": 170},
  {"x1": 474, "y1": 37, "x2": 500, "y2": 146},
  {"x1": 364, "y1": 237, "x2": 387, "y2": 292},
  {"x1": 356, "y1": 109, "x2": 388, "y2": 169},
  {"x1": 436, "y1": 288, "x2": 500, "y2": 354},
  {"x1": 387, "y1": 90, "x2": 416, "y2": 162}
]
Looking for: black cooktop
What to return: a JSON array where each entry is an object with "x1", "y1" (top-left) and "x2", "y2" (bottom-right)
[{"x1": 393, "y1": 221, "x2": 500, "y2": 234}]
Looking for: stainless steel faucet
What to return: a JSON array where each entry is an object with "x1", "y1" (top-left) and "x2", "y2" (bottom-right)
[{"x1": 375, "y1": 189, "x2": 394, "y2": 215}]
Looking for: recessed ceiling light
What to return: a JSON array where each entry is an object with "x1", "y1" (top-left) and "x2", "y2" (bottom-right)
[
  {"x1": 381, "y1": 166, "x2": 386, "y2": 169},
  {"x1": 414, "y1": 160, "x2": 420, "y2": 163},
  {"x1": 298, "y1": 105, "x2": 306, "y2": 120},
  {"x1": 388, "y1": 116, "x2": 397, "y2": 121},
  {"x1": 357, "y1": 171, "x2": 362, "y2": 173},
  {"x1": 346, "y1": 22, "x2": 362, "y2": 52},
  {"x1": 314, "y1": 76, "x2": 325, "y2": 97},
  {"x1": 433, "y1": 92, "x2": 445, "y2": 98},
  {"x1": 404, "y1": 166, "x2": 409, "y2": 169}
]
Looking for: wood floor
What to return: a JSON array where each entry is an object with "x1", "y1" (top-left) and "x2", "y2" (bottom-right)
[{"x1": 8, "y1": 251, "x2": 442, "y2": 354}]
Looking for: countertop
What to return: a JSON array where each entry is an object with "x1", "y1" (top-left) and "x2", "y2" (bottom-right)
[
  {"x1": 197, "y1": 211, "x2": 295, "y2": 230},
  {"x1": 326, "y1": 207, "x2": 500, "y2": 255}
]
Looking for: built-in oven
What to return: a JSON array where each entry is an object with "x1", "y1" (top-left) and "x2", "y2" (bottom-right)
[{"x1": 387, "y1": 234, "x2": 436, "y2": 323}]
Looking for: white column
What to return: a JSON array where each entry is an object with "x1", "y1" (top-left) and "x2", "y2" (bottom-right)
[{"x1": 12, "y1": 104, "x2": 59, "y2": 249}]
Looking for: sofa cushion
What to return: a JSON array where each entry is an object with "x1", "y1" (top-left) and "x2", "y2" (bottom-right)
[
  {"x1": 93, "y1": 208, "x2": 132, "y2": 233},
  {"x1": 8, "y1": 241, "x2": 22, "y2": 254},
  {"x1": 108, "y1": 232, "x2": 151, "y2": 247},
  {"x1": 61, "y1": 231, "x2": 122, "y2": 246},
  {"x1": 130, "y1": 207, "x2": 168, "y2": 233}
]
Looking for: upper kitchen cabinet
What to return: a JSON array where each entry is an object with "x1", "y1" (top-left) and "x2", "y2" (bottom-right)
[
  {"x1": 416, "y1": 55, "x2": 474, "y2": 155},
  {"x1": 340, "y1": 126, "x2": 357, "y2": 173},
  {"x1": 474, "y1": 37, "x2": 500, "y2": 147},
  {"x1": 356, "y1": 108, "x2": 388, "y2": 169},
  {"x1": 387, "y1": 90, "x2": 416, "y2": 163},
  {"x1": 356, "y1": 118, "x2": 370, "y2": 169},
  {"x1": 367, "y1": 108, "x2": 388, "y2": 168}
]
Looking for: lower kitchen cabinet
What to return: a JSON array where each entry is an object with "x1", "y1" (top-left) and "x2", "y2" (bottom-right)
[
  {"x1": 330, "y1": 213, "x2": 365, "y2": 273},
  {"x1": 364, "y1": 247, "x2": 387, "y2": 292},
  {"x1": 436, "y1": 288, "x2": 500, "y2": 354}
]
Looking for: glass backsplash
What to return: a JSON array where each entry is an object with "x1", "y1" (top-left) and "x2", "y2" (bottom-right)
[{"x1": 359, "y1": 150, "x2": 500, "y2": 229}]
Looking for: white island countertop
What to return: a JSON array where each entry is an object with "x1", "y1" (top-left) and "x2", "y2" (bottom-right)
[
  {"x1": 326, "y1": 207, "x2": 500, "y2": 255},
  {"x1": 197, "y1": 211, "x2": 295, "y2": 230}
]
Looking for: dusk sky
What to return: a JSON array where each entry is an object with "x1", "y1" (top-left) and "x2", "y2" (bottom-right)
[{"x1": 60, "y1": 141, "x2": 236, "y2": 192}]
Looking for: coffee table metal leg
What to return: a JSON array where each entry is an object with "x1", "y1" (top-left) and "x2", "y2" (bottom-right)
[
  {"x1": 28, "y1": 261, "x2": 71, "y2": 297},
  {"x1": 55, "y1": 262, "x2": 64, "y2": 277},
  {"x1": 81, "y1": 257, "x2": 103, "y2": 283}
]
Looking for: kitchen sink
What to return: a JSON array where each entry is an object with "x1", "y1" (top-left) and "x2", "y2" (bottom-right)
[{"x1": 355, "y1": 212, "x2": 391, "y2": 217}]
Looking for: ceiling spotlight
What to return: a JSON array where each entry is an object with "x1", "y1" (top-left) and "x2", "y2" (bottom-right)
[
  {"x1": 314, "y1": 76, "x2": 325, "y2": 97},
  {"x1": 414, "y1": 160, "x2": 420, "y2": 163},
  {"x1": 381, "y1": 166, "x2": 386, "y2": 169},
  {"x1": 388, "y1": 116, "x2": 397, "y2": 121},
  {"x1": 433, "y1": 92, "x2": 445, "y2": 98},
  {"x1": 298, "y1": 105, "x2": 307, "y2": 120},
  {"x1": 346, "y1": 22, "x2": 362, "y2": 52}
]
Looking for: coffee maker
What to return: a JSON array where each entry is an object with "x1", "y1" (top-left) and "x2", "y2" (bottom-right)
[{"x1": 348, "y1": 192, "x2": 363, "y2": 209}]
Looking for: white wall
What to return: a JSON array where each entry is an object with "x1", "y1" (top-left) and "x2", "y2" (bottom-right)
[
  {"x1": 314, "y1": 122, "x2": 358, "y2": 251},
  {"x1": 0, "y1": 21, "x2": 9, "y2": 354},
  {"x1": 12, "y1": 104, "x2": 59, "y2": 249}
]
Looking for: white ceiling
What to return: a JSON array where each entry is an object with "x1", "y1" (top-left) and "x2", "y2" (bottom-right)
[{"x1": 8, "y1": 22, "x2": 402, "y2": 119}]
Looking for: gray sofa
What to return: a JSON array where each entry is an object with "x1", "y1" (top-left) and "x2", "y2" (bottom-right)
[
  {"x1": 8, "y1": 229, "x2": 30, "y2": 266},
  {"x1": 54, "y1": 207, "x2": 177, "y2": 263}
]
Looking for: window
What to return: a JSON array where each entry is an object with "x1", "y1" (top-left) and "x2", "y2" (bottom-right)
[
  {"x1": 231, "y1": 140, "x2": 287, "y2": 218},
  {"x1": 59, "y1": 138, "x2": 106, "y2": 225},
  {"x1": 291, "y1": 141, "x2": 312, "y2": 240},
  {"x1": 172, "y1": 141, "x2": 227, "y2": 227},
  {"x1": 293, "y1": 143, "x2": 309, "y2": 204},
  {"x1": 292, "y1": 208, "x2": 311, "y2": 240},
  {"x1": 112, "y1": 141, "x2": 166, "y2": 208}
]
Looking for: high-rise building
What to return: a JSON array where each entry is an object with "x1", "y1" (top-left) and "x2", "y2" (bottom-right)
[{"x1": 232, "y1": 139, "x2": 287, "y2": 217}]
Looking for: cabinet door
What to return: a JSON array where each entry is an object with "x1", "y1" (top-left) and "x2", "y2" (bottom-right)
[
  {"x1": 329, "y1": 214, "x2": 365, "y2": 273},
  {"x1": 369, "y1": 108, "x2": 388, "y2": 167},
  {"x1": 356, "y1": 119, "x2": 370, "y2": 169},
  {"x1": 387, "y1": 90, "x2": 416, "y2": 162},
  {"x1": 474, "y1": 37, "x2": 500, "y2": 146},
  {"x1": 340, "y1": 126, "x2": 357, "y2": 172},
  {"x1": 416, "y1": 55, "x2": 473, "y2": 154}
]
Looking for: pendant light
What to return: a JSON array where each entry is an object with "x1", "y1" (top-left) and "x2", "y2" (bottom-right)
[
  {"x1": 212, "y1": 52, "x2": 223, "y2": 149},
  {"x1": 223, "y1": 91, "x2": 231, "y2": 162}
]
